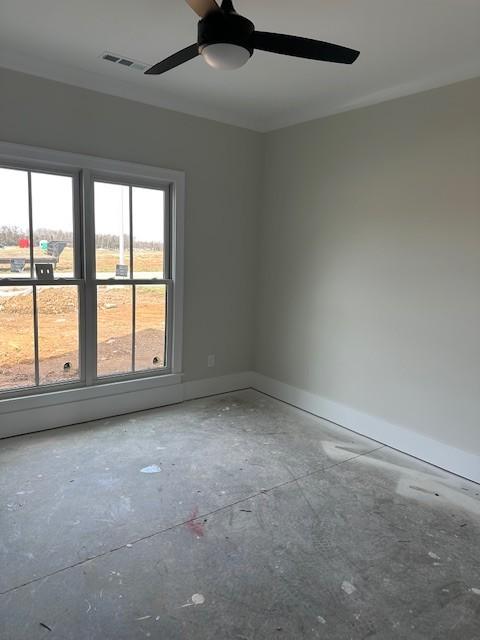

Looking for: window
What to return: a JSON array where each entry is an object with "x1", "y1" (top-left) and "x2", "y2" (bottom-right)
[
  {"x1": 0, "y1": 166, "x2": 80, "y2": 392},
  {"x1": 93, "y1": 179, "x2": 168, "y2": 378},
  {"x1": 0, "y1": 148, "x2": 183, "y2": 399}
]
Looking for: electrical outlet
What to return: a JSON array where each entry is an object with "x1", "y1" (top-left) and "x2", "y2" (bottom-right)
[{"x1": 207, "y1": 354, "x2": 215, "y2": 368}]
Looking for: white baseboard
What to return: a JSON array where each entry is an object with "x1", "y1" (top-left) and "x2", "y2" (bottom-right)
[
  {"x1": 251, "y1": 373, "x2": 480, "y2": 485},
  {"x1": 3, "y1": 368, "x2": 478, "y2": 485},
  {"x1": 0, "y1": 377, "x2": 183, "y2": 439},
  {"x1": 183, "y1": 371, "x2": 253, "y2": 401},
  {"x1": 0, "y1": 371, "x2": 254, "y2": 439}
]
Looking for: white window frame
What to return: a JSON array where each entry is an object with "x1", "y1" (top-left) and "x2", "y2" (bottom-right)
[{"x1": 0, "y1": 142, "x2": 184, "y2": 420}]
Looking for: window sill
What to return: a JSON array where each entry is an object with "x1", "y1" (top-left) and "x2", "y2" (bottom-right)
[{"x1": 0, "y1": 373, "x2": 183, "y2": 417}]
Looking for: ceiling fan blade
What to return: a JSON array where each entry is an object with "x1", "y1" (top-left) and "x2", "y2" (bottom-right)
[
  {"x1": 254, "y1": 31, "x2": 360, "y2": 65},
  {"x1": 145, "y1": 44, "x2": 199, "y2": 75},
  {"x1": 185, "y1": 0, "x2": 220, "y2": 18}
]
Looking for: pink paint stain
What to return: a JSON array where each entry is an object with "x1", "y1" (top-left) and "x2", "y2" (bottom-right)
[{"x1": 186, "y1": 507, "x2": 205, "y2": 537}]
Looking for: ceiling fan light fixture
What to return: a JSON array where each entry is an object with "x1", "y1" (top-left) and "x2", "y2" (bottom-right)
[
  {"x1": 144, "y1": 0, "x2": 360, "y2": 76},
  {"x1": 201, "y1": 42, "x2": 251, "y2": 70}
]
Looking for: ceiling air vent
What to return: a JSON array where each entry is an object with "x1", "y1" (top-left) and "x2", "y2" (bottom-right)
[{"x1": 100, "y1": 52, "x2": 148, "y2": 72}]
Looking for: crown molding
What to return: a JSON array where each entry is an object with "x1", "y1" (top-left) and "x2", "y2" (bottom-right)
[
  {"x1": 262, "y1": 61, "x2": 480, "y2": 131},
  {"x1": 1, "y1": 49, "x2": 479, "y2": 133},
  {"x1": 0, "y1": 50, "x2": 264, "y2": 132}
]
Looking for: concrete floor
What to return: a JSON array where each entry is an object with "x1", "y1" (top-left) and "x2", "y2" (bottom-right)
[{"x1": 1, "y1": 390, "x2": 479, "y2": 639}]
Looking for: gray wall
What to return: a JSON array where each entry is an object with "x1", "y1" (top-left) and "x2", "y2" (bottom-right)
[
  {"x1": 0, "y1": 67, "x2": 262, "y2": 382},
  {"x1": 256, "y1": 77, "x2": 480, "y2": 455}
]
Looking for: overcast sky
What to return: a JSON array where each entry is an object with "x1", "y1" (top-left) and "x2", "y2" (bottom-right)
[{"x1": 0, "y1": 168, "x2": 164, "y2": 243}]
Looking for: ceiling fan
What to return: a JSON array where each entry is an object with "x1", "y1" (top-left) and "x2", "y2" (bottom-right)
[{"x1": 145, "y1": 0, "x2": 360, "y2": 75}]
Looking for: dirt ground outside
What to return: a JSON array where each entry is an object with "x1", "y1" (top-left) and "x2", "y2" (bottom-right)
[{"x1": 0, "y1": 261, "x2": 167, "y2": 391}]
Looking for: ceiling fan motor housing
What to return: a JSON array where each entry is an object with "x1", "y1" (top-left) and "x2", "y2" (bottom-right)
[{"x1": 198, "y1": 11, "x2": 255, "y2": 56}]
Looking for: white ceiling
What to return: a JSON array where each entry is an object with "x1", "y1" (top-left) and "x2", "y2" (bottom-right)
[{"x1": 1, "y1": 0, "x2": 480, "y2": 131}]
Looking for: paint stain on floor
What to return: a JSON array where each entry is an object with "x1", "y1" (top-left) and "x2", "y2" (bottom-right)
[
  {"x1": 185, "y1": 507, "x2": 205, "y2": 537},
  {"x1": 181, "y1": 593, "x2": 206, "y2": 608},
  {"x1": 140, "y1": 465, "x2": 162, "y2": 474},
  {"x1": 341, "y1": 581, "x2": 356, "y2": 595}
]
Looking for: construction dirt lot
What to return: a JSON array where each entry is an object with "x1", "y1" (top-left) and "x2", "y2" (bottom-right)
[
  {"x1": 0, "y1": 248, "x2": 166, "y2": 391},
  {"x1": 0, "y1": 246, "x2": 165, "y2": 277}
]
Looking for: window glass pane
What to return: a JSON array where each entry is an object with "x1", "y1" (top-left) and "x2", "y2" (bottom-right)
[
  {"x1": 135, "y1": 285, "x2": 167, "y2": 371},
  {"x1": 31, "y1": 172, "x2": 75, "y2": 278},
  {"x1": 97, "y1": 285, "x2": 133, "y2": 377},
  {"x1": 0, "y1": 286, "x2": 35, "y2": 390},
  {"x1": 0, "y1": 168, "x2": 31, "y2": 278},
  {"x1": 94, "y1": 182, "x2": 130, "y2": 279},
  {"x1": 132, "y1": 187, "x2": 165, "y2": 278},
  {"x1": 37, "y1": 286, "x2": 80, "y2": 385}
]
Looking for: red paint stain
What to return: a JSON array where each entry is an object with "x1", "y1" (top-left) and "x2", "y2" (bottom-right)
[{"x1": 186, "y1": 507, "x2": 205, "y2": 537}]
